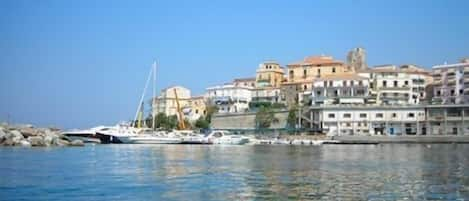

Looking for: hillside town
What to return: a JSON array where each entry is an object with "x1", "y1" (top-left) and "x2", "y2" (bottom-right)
[{"x1": 152, "y1": 48, "x2": 469, "y2": 136}]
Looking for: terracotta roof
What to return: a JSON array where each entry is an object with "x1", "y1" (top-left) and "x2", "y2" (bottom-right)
[{"x1": 288, "y1": 55, "x2": 344, "y2": 67}]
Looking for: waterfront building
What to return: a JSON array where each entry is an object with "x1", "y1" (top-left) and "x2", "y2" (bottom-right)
[
  {"x1": 347, "y1": 47, "x2": 367, "y2": 71},
  {"x1": 432, "y1": 59, "x2": 469, "y2": 104},
  {"x1": 255, "y1": 61, "x2": 285, "y2": 88},
  {"x1": 205, "y1": 83, "x2": 252, "y2": 113},
  {"x1": 153, "y1": 86, "x2": 192, "y2": 117},
  {"x1": 310, "y1": 74, "x2": 370, "y2": 105},
  {"x1": 311, "y1": 105, "x2": 426, "y2": 136},
  {"x1": 282, "y1": 55, "x2": 352, "y2": 107},
  {"x1": 362, "y1": 65, "x2": 431, "y2": 105}
]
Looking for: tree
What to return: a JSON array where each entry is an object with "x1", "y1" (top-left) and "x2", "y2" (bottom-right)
[
  {"x1": 195, "y1": 117, "x2": 210, "y2": 129},
  {"x1": 204, "y1": 104, "x2": 218, "y2": 123},
  {"x1": 255, "y1": 106, "x2": 278, "y2": 129},
  {"x1": 286, "y1": 107, "x2": 297, "y2": 129}
]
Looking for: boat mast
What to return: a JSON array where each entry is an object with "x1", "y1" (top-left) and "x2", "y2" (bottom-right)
[
  {"x1": 133, "y1": 64, "x2": 154, "y2": 128},
  {"x1": 152, "y1": 61, "x2": 157, "y2": 130}
]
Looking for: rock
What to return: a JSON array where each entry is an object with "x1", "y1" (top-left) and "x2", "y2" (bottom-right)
[
  {"x1": 19, "y1": 127, "x2": 38, "y2": 137},
  {"x1": 19, "y1": 140, "x2": 31, "y2": 147},
  {"x1": 28, "y1": 136, "x2": 45, "y2": 146},
  {"x1": 54, "y1": 139, "x2": 70, "y2": 146},
  {"x1": 0, "y1": 128, "x2": 6, "y2": 144},
  {"x1": 9, "y1": 130, "x2": 24, "y2": 145},
  {"x1": 70, "y1": 140, "x2": 84, "y2": 146}
]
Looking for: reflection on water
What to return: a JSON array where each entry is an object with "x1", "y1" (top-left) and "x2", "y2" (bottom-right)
[{"x1": 1, "y1": 144, "x2": 469, "y2": 200}]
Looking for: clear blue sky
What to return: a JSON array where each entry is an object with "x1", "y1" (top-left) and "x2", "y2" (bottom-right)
[{"x1": 1, "y1": 0, "x2": 468, "y2": 129}]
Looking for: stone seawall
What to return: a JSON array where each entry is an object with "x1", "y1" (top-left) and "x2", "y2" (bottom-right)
[{"x1": 211, "y1": 111, "x2": 288, "y2": 130}]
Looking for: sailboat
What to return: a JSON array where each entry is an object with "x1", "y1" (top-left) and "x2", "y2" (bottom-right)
[{"x1": 95, "y1": 61, "x2": 183, "y2": 144}]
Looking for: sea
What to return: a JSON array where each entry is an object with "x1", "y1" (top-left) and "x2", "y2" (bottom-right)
[{"x1": 1, "y1": 144, "x2": 469, "y2": 200}]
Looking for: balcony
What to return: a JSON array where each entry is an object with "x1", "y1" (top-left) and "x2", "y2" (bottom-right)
[{"x1": 379, "y1": 86, "x2": 411, "y2": 91}]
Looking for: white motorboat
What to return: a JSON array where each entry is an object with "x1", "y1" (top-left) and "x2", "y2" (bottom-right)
[
  {"x1": 62, "y1": 126, "x2": 116, "y2": 143},
  {"x1": 204, "y1": 130, "x2": 250, "y2": 145}
]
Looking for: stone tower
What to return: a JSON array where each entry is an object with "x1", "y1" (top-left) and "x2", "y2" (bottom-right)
[{"x1": 347, "y1": 47, "x2": 367, "y2": 71}]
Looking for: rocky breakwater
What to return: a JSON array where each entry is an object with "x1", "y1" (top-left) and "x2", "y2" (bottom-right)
[{"x1": 0, "y1": 123, "x2": 84, "y2": 147}]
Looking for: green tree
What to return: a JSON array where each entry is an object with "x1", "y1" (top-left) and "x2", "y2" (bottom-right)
[
  {"x1": 204, "y1": 104, "x2": 218, "y2": 123},
  {"x1": 286, "y1": 108, "x2": 297, "y2": 129},
  {"x1": 195, "y1": 117, "x2": 210, "y2": 129},
  {"x1": 255, "y1": 106, "x2": 278, "y2": 129}
]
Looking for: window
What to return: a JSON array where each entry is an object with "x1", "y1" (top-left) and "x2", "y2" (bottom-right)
[
  {"x1": 343, "y1": 80, "x2": 347, "y2": 86},
  {"x1": 334, "y1": 90, "x2": 338, "y2": 96},
  {"x1": 383, "y1": 81, "x2": 387, "y2": 87},
  {"x1": 332, "y1": 67, "x2": 336, "y2": 73},
  {"x1": 304, "y1": 85, "x2": 307, "y2": 90},
  {"x1": 303, "y1": 69, "x2": 307, "y2": 78},
  {"x1": 359, "y1": 80, "x2": 363, "y2": 86},
  {"x1": 408, "y1": 113, "x2": 415, "y2": 118},
  {"x1": 376, "y1": 113, "x2": 383, "y2": 118},
  {"x1": 329, "y1": 81, "x2": 333, "y2": 86},
  {"x1": 351, "y1": 80, "x2": 354, "y2": 86},
  {"x1": 316, "y1": 90, "x2": 321, "y2": 96},
  {"x1": 318, "y1": 69, "x2": 321, "y2": 75},
  {"x1": 343, "y1": 113, "x2": 351, "y2": 118},
  {"x1": 437, "y1": 90, "x2": 441, "y2": 96},
  {"x1": 404, "y1": 81, "x2": 409, "y2": 86},
  {"x1": 324, "y1": 81, "x2": 327, "y2": 87},
  {"x1": 370, "y1": 82, "x2": 374, "y2": 89},
  {"x1": 359, "y1": 113, "x2": 367, "y2": 118},
  {"x1": 394, "y1": 81, "x2": 398, "y2": 87},
  {"x1": 195, "y1": 109, "x2": 199, "y2": 114},
  {"x1": 328, "y1": 113, "x2": 335, "y2": 118},
  {"x1": 392, "y1": 113, "x2": 397, "y2": 118},
  {"x1": 289, "y1": 70, "x2": 294, "y2": 79}
]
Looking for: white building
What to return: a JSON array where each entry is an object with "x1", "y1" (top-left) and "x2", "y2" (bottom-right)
[
  {"x1": 311, "y1": 105, "x2": 426, "y2": 136},
  {"x1": 205, "y1": 83, "x2": 252, "y2": 113},
  {"x1": 432, "y1": 59, "x2": 469, "y2": 104},
  {"x1": 310, "y1": 74, "x2": 370, "y2": 105},
  {"x1": 361, "y1": 65, "x2": 431, "y2": 105},
  {"x1": 251, "y1": 87, "x2": 282, "y2": 105}
]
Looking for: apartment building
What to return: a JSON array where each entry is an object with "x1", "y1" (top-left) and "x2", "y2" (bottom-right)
[
  {"x1": 311, "y1": 105, "x2": 426, "y2": 136},
  {"x1": 432, "y1": 59, "x2": 469, "y2": 104},
  {"x1": 282, "y1": 55, "x2": 352, "y2": 107},
  {"x1": 310, "y1": 74, "x2": 370, "y2": 105},
  {"x1": 153, "y1": 86, "x2": 192, "y2": 117},
  {"x1": 255, "y1": 61, "x2": 285, "y2": 88},
  {"x1": 362, "y1": 65, "x2": 431, "y2": 105},
  {"x1": 205, "y1": 83, "x2": 252, "y2": 113}
]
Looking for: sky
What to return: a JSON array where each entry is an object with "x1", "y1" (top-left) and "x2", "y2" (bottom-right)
[{"x1": 1, "y1": 0, "x2": 468, "y2": 129}]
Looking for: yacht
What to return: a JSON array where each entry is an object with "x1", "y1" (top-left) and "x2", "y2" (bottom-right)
[
  {"x1": 204, "y1": 130, "x2": 251, "y2": 145},
  {"x1": 62, "y1": 126, "x2": 115, "y2": 143}
]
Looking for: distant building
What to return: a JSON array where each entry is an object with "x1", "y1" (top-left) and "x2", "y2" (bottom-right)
[
  {"x1": 153, "y1": 86, "x2": 191, "y2": 117},
  {"x1": 184, "y1": 96, "x2": 207, "y2": 122},
  {"x1": 255, "y1": 61, "x2": 285, "y2": 88},
  {"x1": 251, "y1": 87, "x2": 282, "y2": 105},
  {"x1": 361, "y1": 65, "x2": 432, "y2": 105},
  {"x1": 432, "y1": 60, "x2": 469, "y2": 104},
  {"x1": 347, "y1": 47, "x2": 367, "y2": 71},
  {"x1": 311, "y1": 105, "x2": 426, "y2": 136},
  {"x1": 310, "y1": 74, "x2": 370, "y2": 105},
  {"x1": 205, "y1": 83, "x2": 252, "y2": 113},
  {"x1": 233, "y1": 77, "x2": 256, "y2": 88},
  {"x1": 282, "y1": 55, "x2": 351, "y2": 107}
]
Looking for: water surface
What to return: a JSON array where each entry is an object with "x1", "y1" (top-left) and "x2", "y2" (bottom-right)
[{"x1": 1, "y1": 144, "x2": 469, "y2": 200}]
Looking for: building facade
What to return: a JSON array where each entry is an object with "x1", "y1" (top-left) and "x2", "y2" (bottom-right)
[
  {"x1": 153, "y1": 86, "x2": 191, "y2": 117},
  {"x1": 432, "y1": 60, "x2": 469, "y2": 104},
  {"x1": 311, "y1": 105, "x2": 426, "y2": 136},
  {"x1": 310, "y1": 74, "x2": 370, "y2": 105},
  {"x1": 255, "y1": 61, "x2": 285, "y2": 88},
  {"x1": 205, "y1": 83, "x2": 252, "y2": 113},
  {"x1": 363, "y1": 65, "x2": 431, "y2": 105},
  {"x1": 282, "y1": 55, "x2": 351, "y2": 107}
]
